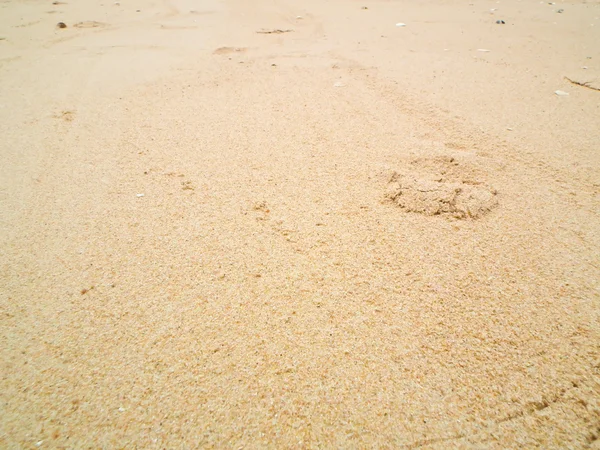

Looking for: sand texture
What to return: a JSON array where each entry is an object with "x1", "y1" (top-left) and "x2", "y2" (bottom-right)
[{"x1": 1, "y1": 0, "x2": 600, "y2": 448}]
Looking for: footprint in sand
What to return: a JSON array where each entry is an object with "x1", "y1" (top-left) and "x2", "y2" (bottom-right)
[
  {"x1": 53, "y1": 110, "x2": 75, "y2": 122},
  {"x1": 213, "y1": 47, "x2": 247, "y2": 55},
  {"x1": 73, "y1": 21, "x2": 106, "y2": 29}
]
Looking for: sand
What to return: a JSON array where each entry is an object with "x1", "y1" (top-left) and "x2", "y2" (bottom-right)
[{"x1": 1, "y1": 0, "x2": 600, "y2": 448}]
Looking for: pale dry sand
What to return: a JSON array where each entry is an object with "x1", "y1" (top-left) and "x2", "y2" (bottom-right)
[{"x1": 1, "y1": 0, "x2": 600, "y2": 448}]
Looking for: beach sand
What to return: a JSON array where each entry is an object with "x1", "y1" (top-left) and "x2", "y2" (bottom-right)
[{"x1": 1, "y1": 0, "x2": 600, "y2": 448}]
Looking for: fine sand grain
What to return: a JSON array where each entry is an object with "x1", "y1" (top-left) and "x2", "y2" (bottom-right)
[{"x1": 1, "y1": 0, "x2": 600, "y2": 448}]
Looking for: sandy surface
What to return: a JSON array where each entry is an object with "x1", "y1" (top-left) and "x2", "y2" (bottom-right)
[{"x1": 1, "y1": 0, "x2": 600, "y2": 448}]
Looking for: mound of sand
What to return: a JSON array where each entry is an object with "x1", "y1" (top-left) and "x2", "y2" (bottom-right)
[{"x1": 385, "y1": 171, "x2": 498, "y2": 219}]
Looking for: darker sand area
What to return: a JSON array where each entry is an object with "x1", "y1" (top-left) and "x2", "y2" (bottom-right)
[{"x1": 1, "y1": 0, "x2": 600, "y2": 448}]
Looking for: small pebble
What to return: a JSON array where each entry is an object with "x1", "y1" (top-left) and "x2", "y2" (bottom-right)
[
  {"x1": 333, "y1": 81, "x2": 345, "y2": 87},
  {"x1": 557, "y1": 9, "x2": 564, "y2": 13},
  {"x1": 362, "y1": 6, "x2": 368, "y2": 9},
  {"x1": 477, "y1": 48, "x2": 491, "y2": 52},
  {"x1": 136, "y1": 193, "x2": 145, "y2": 197},
  {"x1": 496, "y1": 20, "x2": 505, "y2": 24},
  {"x1": 395, "y1": 22, "x2": 406, "y2": 27},
  {"x1": 56, "y1": 22, "x2": 67, "y2": 29},
  {"x1": 555, "y1": 90, "x2": 569, "y2": 96}
]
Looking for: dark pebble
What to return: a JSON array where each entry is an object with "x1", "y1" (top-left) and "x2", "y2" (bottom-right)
[{"x1": 56, "y1": 22, "x2": 67, "y2": 28}]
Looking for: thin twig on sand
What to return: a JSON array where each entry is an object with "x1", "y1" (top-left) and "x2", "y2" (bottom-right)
[
  {"x1": 564, "y1": 76, "x2": 600, "y2": 92},
  {"x1": 256, "y1": 29, "x2": 293, "y2": 34}
]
